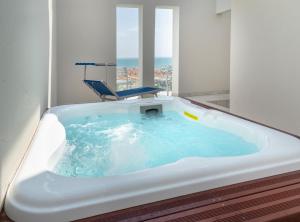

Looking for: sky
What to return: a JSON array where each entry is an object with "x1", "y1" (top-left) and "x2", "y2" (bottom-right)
[{"x1": 117, "y1": 7, "x2": 173, "y2": 59}]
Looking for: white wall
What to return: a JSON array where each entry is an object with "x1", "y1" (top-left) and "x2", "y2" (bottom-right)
[
  {"x1": 56, "y1": 0, "x2": 117, "y2": 105},
  {"x1": 0, "y1": 0, "x2": 50, "y2": 207},
  {"x1": 231, "y1": 0, "x2": 300, "y2": 136},
  {"x1": 56, "y1": 0, "x2": 231, "y2": 105},
  {"x1": 49, "y1": 0, "x2": 58, "y2": 107},
  {"x1": 216, "y1": 0, "x2": 231, "y2": 14},
  {"x1": 178, "y1": 1, "x2": 231, "y2": 97}
]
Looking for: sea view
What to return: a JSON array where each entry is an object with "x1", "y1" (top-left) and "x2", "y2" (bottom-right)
[
  {"x1": 117, "y1": 57, "x2": 172, "y2": 69},
  {"x1": 116, "y1": 57, "x2": 173, "y2": 91}
]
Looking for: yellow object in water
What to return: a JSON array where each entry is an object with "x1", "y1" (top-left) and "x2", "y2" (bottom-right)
[{"x1": 184, "y1": 111, "x2": 199, "y2": 121}]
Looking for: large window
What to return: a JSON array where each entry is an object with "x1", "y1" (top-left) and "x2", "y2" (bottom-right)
[
  {"x1": 116, "y1": 7, "x2": 141, "y2": 91},
  {"x1": 155, "y1": 8, "x2": 174, "y2": 95}
]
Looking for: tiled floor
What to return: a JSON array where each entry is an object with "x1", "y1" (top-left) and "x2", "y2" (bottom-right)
[{"x1": 187, "y1": 94, "x2": 230, "y2": 112}]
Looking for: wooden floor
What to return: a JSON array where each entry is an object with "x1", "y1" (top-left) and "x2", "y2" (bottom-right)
[
  {"x1": 75, "y1": 170, "x2": 300, "y2": 222},
  {"x1": 0, "y1": 210, "x2": 12, "y2": 222},
  {"x1": 1, "y1": 99, "x2": 300, "y2": 222}
]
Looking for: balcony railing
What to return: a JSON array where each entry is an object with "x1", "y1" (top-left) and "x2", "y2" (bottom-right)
[{"x1": 117, "y1": 65, "x2": 172, "y2": 95}]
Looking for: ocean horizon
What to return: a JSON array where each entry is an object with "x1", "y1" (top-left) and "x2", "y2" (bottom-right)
[{"x1": 117, "y1": 57, "x2": 172, "y2": 69}]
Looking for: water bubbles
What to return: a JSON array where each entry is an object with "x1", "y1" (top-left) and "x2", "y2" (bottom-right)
[{"x1": 54, "y1": 112, "x2": 258, "y2": 178}]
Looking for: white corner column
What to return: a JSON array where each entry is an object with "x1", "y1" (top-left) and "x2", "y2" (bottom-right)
[
  {"x1": 141, "y1": 3, "x2": 155, "y2": 87},
  {"x1": 171, "y1": 6, "x2": 180, "y2": 96}
]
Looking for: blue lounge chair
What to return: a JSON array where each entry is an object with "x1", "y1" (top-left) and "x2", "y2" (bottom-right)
[
  {"x1": 84, "y1": 80, "x2": 162, "y2": 101},
  {"x1": 75, "y1": 62, "x2": 162, "y2": 101}
]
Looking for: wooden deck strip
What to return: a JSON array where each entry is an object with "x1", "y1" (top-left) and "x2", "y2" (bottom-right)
[
  {"x1": 76, "y1": 171, "x2": 300, "y2": 222},
  {"x1": 2, "y1": 99, "x2": 300, "y2": 222},
  {"x1": 146, "y1": 184, "x2": 300, "y2": 222},
  {"x1": 76, "y1": 170, "x2": 300, "y2": 222},
  {"x1": 0, "y1": 210, "x2": 11, "y2": 222}
]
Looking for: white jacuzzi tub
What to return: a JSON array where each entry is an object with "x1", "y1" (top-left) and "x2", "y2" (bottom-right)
[{"x1": 5, "y1": 97, "x2": 300, "y2": 222}]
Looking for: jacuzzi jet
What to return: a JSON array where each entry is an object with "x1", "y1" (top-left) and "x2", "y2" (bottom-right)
[{"x1": 140, "y1": 104, "x2": 163, "y2": 115}]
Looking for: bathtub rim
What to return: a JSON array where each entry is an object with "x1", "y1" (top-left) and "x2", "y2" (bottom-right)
[{"x1": 5, "y1": 96, "x2": 300, "y2": 222}]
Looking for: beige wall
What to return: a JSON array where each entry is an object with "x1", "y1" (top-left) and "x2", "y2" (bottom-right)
[
  {"x1": 56, "y1": 0, "x2": 231, "y2": 105},
  {"x1": 50, "y1": 0, "x2": 58, "y2": 107},
  {"x1": 56, "y1": 0, "x2": 117, "y2": 105},
  {"x1": 0, "y1": 0, "x2": 50, "y2": 207},
  {"x1": 178, "y1": 2, "x2": 230, "y2": 97},
  {"x1": 231, "y1": 0, "x2": 300, "y2": 136},
  {"x1": 216, "y1": 0, "x2": 231, "y2": 14}
]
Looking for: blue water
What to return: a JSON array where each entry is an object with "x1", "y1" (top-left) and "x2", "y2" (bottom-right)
[
  {"x1": 118, "y1": 57, "x2": 172, "y2": 68},
  {"x1": 55, "y1": 112, "x2": 258, "y2": 178}
]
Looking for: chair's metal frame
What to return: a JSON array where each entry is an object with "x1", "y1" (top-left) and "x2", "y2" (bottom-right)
[{"x1": 76, "y1": 62, "x2": 159, "y2": 102}]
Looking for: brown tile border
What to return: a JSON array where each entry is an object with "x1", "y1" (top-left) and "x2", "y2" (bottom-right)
[{"x1": 0, "y1": 210, "x2": 12, "y2": 222}]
